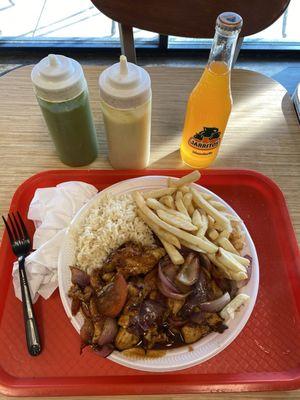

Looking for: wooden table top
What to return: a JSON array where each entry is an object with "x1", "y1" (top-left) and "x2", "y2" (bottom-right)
[{"x1": 0, "y1": 65, "x2": 299, "y2": 400}]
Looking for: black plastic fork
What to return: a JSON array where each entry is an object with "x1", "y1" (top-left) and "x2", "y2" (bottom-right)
[{"x1": 2, "y1": 212, "x2": 41, "y2": 356}]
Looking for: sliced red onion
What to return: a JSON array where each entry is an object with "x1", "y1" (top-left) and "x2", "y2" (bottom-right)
[
  {"x1": 193, "y1": 268, "x2": 209, "y2": 303},
  {"x1": 159, "y1": 257, "x2": 181, "y2": 282},
  {"x1": 80, "y1": 318, "x2": 94, "y2": 344},
  {"x1": 70, "y1": 266, "x2": 90, "y2": 288},
  {"x1": 190, "y1": 311, "x2": 205, "y2": 324},
  {"x1": 138, "y1": 299, "x2": 166, "y2": 331},
  {"x1": 185, "y1": 252, "x2": 195, "y2": 264},
  {"x1": 177, "y1": 254, "x2": 200, "y2": 286},
  {"x1": 97, "y1": 318, "x2": 118, "y2": 346},
  {"x1": 157, "y1": 281, "x2": 191, "y2": 300},
  {"x1": 93, "y1": 344, "x2": 114, "y2": 358},
  {"x1": 71, "y1": 297, "x2": 81, "y2": 316},
  {"x1": 199, "y1": 292, "x2": 231, "y2": 312},
  {"x1": 175, "y1": 279, "x2": 194, "y2": 294},
  {"x1": 168, "y1": 317, "x2": 187, "y2": 327},
  {"x1": 158, "y1": 262, "x2": 181, "y2": 294},
  {"x1": 229, "y1": 280, "x2": 238, "y2": 298},
  {"x1": 244, "y1": 255, "x2": 252, "y2": 262}
]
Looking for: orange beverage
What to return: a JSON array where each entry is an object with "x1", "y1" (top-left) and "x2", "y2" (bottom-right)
[{"x1": 180, "y1": 12, "x2": 243, "y2": 168}]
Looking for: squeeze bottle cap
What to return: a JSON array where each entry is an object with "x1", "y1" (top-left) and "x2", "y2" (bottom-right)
[
  {"x1": 31, "y1": 54, "x2": 87, "y2": 102},
  {"x1": 99, "y1": 55, "x2": 151, "y2": 109}
]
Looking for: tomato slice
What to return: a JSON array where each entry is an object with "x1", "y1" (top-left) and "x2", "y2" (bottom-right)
[{"x1": 97, "y1": 273, "x2": 128, "y2": 317}]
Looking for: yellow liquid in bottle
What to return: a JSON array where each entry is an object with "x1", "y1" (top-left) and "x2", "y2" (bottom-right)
[{"x1": 180, "y1": 61, "x2": 232, "y2": 168}]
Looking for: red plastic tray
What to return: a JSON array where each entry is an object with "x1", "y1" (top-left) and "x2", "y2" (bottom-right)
[{"x1": 0, "y1": 169, "x2": 299, "y2": 397}]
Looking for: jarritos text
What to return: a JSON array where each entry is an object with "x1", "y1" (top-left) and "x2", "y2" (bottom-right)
[{"x1": 188, "y1": 127, "x2": 221, "y2": 150}]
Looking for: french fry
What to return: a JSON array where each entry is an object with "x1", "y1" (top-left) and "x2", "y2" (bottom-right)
[
  {"x1": 183, "y1": 192, "x2": 193, "y2": 211},
  {"x1": 137, "y1": 209, "x2": 181, "y2": 249},
  {"x1": 179, "y1": 238, "x2": 204, "y2": 253},
  {"x1": 133, "y1": 191, "x2": 218, "y2": 253},
  {"x1": 167, "y1": 177, "x2": 174, "y2": 188},
  {"x1": 208, "y1": 215, "x2": 215, "y2": 229},
  {"x1": 207, "y1": 228, "x2": 219, "y2": 241},
  {"x1": 192, "y1": 209, "x2": 201, "y2": 227},
  {"x1": 191, "y1": 188, "x2": 232, "y2": 231},
  {"x1": 179, "y1": 185, "x2": 190, "y2": 193},
  {"x1": 158, "y1": 237, "x2": 184, "y2": 265},
  {"x1": 231, "y1": 238, "x2": 245, "y2": 251},
  {"x1": 157, "y1": 209, "x2": 198, "y2": 232},
  {"x1": 147, "y1": 198, "x2": 191, "y2": 222},
  {"x1": 176, "y1": 191, "x2": 183, "y2": 200},
  {"x1": 213, "y1": 222, "x2": 225, "y2": 231},
  {"x1": 168, "y1": 170, "x2": 201, "y2": 188},
  {"x1": 192, "y1": 209, "x2": 208, "y2": 237},
  {"x1": 229, "y1": 271, "x2": 249, "y2": 281},
  {"x1": 209, "y1": 200, "x2": 227, "y2": 211},
  {"x1": 230, "y1": 252, "x2": 251, "y2": 267},
  {"x1": 199, "y1": 214, "x2": 209, "y2": 237},
  {"x1": 188, "y1": 203, "x2": 195, "y2": 216},
  {"x1": 207, "y1": 254, "x2": 231, "y2": 279},
  {"x1": 223, "y1": 212, "x2": 242, "y2": 223},
  {"x1": 218, "y1": 236, "x2": 240, "y2": 255},
  {"x1": 143, "y1": 187, "x2": 176, "y2": 199},
  {"x1": 216, "y1": 248, "x2": 247, "y2": 273},
  {"x1": 230, "y1": 224, "x2": 245, "y2": 251},
  {"x1": 201, "y1": 192, "x2": 213, "y2": 201},
  {"x1": 219, "y1": 229, "x2": 230, "y2": 239},
  {"x1": 160, "y1": 195, "x2": 175, "y2": 209},
  {"x1": 146, "y1": 197, "x2": 168, "y2": 211},
  {"x1": 230, "y1": 220, "x2": 240, "y2": 229},
  {"x1": 208, "y1": 254, "x2": 248, "y2": 281},
  {"x1": 220, "y1": 294, "x2": 250, "y2": 320},
  {"x1": 175, "y1": 191, "x2": 190, "y2": 217}
]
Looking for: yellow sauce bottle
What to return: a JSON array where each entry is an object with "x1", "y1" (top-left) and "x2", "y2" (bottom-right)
[{"x1": 180, "y1": 12, "x2": 243, "y2": 168}]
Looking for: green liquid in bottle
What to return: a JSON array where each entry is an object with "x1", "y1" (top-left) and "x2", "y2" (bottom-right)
[{"x1": 38, "y1": 90, "x2": 98, "y2": 167}]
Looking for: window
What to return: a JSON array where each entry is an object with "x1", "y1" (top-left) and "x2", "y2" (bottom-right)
[
  {"x1": 169, "y1": 0, "x2": 300, "y2": 50},
  {"x1": 0, "y1": 0, "x2": 298, "y2": 50},
  {"x1": 0, "y1": 0, "x2": 158, "y2": 47}
]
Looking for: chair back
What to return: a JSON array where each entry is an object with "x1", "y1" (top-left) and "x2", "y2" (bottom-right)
[{"x1": 91, "y1": 0, "x2": 290, "y2": 38}]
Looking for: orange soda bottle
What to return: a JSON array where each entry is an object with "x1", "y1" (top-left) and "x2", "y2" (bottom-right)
[{"x1": 180, "y1": 12, "x2": 243, "y2": 168}]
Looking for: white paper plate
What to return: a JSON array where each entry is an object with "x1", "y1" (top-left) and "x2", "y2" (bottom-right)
[{"x1": 58, "y1": 176, "x2": 259, "y2": 372}]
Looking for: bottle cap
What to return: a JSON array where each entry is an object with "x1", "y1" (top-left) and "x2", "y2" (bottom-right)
[
  {"x1": 31, "y1": 54, "x2": 86, "y2": 102},
  {"x1": 99, "y1": 55, "x2": 151, "y2": 109},
  {"x1": 217, "y1": 12, "x2": 243, "y2": 33}
]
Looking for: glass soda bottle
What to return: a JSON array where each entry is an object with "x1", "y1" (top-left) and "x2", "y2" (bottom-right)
[{"x1": 180, "y1": 12, "x2": 243, "y2": 168}]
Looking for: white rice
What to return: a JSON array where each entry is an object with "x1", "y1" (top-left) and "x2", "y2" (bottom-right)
[{"x1": 74, "y1": 193, "x2": 154, "y2": 271}]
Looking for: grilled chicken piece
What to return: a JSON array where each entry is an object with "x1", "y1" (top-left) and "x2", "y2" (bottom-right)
[
  {"x1": 115, "y1": 327, "x2": 140, "y2": 350},
  {"x1": 168, "y1": 298, "x2": 185, "y2": 316},
  {"x1": 122, "y1": 347, "x2": 146, "y2": 358},
  {"x1": 90, "y1": 268, "x2": 103, "y2": 291},
  {"x1": 181, "y1": 324, "x2": 211, "y2": 344},
  {"x1": 68, "y1": 284, "x2": 93, "y2": 303},
  {"x1": 92, "y1": 320, "x2": 104, "y2": 344},
  {"x1": 103, "y1": 241, "x2": 165, "y2": 277},
  {"x1": 204, "y1": 312, "x2": 228, "y2": 333},
  {"x1": 118, "y1": 315, "x2": 130, "y2": 328},
  {"x1": 144, "y1": 328, "x2": 168, "y2": 349}
]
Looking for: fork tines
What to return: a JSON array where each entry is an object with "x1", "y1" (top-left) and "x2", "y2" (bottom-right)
[{"x1": 2, "y1": 212, "x2": 30, "y2": 244}]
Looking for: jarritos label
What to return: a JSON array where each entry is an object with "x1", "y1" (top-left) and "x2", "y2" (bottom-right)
[{"x1": 188, "y1": 127, "x2": 221, "y2": 151}]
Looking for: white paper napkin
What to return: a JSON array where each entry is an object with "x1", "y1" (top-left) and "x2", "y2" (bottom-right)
[{"x1": 12, "y1": 181, "x2": 98, "y2": 302}]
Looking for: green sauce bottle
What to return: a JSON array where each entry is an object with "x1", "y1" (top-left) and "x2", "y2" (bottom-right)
[{"x1": 31, "y1": 54, "x2": 98, "y2": 167}]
